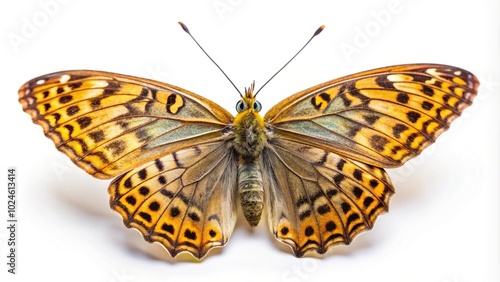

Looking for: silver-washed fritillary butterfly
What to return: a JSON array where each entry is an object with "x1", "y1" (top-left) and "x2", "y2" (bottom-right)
[{"x1": 18, "y1": 23, "x2": 478, "y2": 259}]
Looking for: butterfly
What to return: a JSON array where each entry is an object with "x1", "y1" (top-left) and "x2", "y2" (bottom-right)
[{"x1": 18, "y1": 24, "x2": 479, "y2": 259}]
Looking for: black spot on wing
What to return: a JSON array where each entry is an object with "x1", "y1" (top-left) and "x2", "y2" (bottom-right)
[
  {"x1": 370, "y1": 135, "x2": 389, "y2": 152},
  {"x1": 53, "y1": 113, "x2": 61, "y2": 123},
  {"x1": 158, "y1": 176, "x2": 167, "y2": 185},
  {"x1": 304, "y1": 226, "x2": 314, "y2": 236},
  {"x1": 155, "y1": 159, "x2": 164, "y2": 171},
  {"x1": 317, "y1": 204, "x2": 331, "y2": 215},
  {"x1": 103, "y1": 81, "x2": 121, "y2": 95},
  {"x1": 341, "y1": 202, "x2": 351, "y2": 214},
  {"x1": 299, "y1": 210, "x2": 312, "y2": 220},
  {"x1": 66, "y1": 105, "x2": 79, "y2": 116},
  {"x1": 396, "y1": 93, "x2": 409, "y2": 104},
  {"x1": 407, "y1": 111, "x2": 421, "y2": 123},
  {"x1": 90, "y1": 98, "x2": 101, "y2": 110},
  {"x1": 347, "y1": 124, "x2": 362, "y2": 138},
  {"x1": 170, "y1": 207, "x2": 180, "y2": 217},
  {"x1": 139, "y1": 186, "x2": 149, "y2": 195},
  {"x1": 392, "y1": 124, "x2": 409, "y2": 138},
  {"x1": 353, "y1": 169, "x2": 363, "y2": 181},
  {"x1": 336, "y1": 160, "x2": 346, "y2": 171},
  {"x1": 421, "y1": 101, "x2": 434, "y2": 110},
  {"x1": 64, "y1": 124, "x2": 74, "y2": 136},
  {"x1": 76, "y1": 116, "x2": 92, "y2": 129},
  {"x1": 333, "y1": 174, "x2": 345, "y2": 185},
  {"x1": 363, "y1": 197, "x2": 374, "y2": 207},
  {"x1": 310, "y1": 191, "x2": 323, "y2": 203},
  {"x1": 325, "y1": 221, "x2": 336, "y2": 232},
  {"x1": 184, "y1": 229, "x2": 197, "y2": 240},
  {"x1": 88, "y1": 130, "x2": 105, "y2": 143},
  {"x1": 188, "y1": 212, "x2": 200, "y2": 222},
  {"x1": 326, "y1": 189, "x2": 338, "y2": 198},
  {"x1": 139, "y1": 212, "x2": 152, "y2": 222},
  {"x1": 126, "y1": 195, "x2": 136, "y2": 205},
  {"x1": 352, "y1": 187, "x2": 363, "y2": 198},
  {"x1": 160, "y1": 189, "x2": 174, "y2": 198},
  {"x1": 148, "y1": 202, "x2": 160, "y2": 211},
  {"x1": 280, "y1": 227, "x2": 289, "y2": 235},
  {"x1": 209, "y1": 229, "x2": 217, "y2": 237},
  {"x1": 161, "y1": 223, "x2": 174, "y2": 234},
  {"x1": 362, "y1": 114, "x2": 380, "y2": 125},
  {"x1": 138, "y1": 169, "x2": 147, "y2": 180},
  {"x1": 135, "y1": 129, "x2": 150, "y2": 142},
  {"x1": 105, "y1": 140, "x2": 126, "y2": 157}
]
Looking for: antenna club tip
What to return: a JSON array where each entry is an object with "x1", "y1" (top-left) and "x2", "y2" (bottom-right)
[
  {"x1": 314, "y1": 25, "x2": 325, "y2": 36},
  {"x1": 178, "y1": 21, "x2": 190, "y2": 34}
]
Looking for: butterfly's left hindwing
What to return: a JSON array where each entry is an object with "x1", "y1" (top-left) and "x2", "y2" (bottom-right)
[
  {"x1": 18, "y1": 70, "x2": 233, "y2": 179},
  {"x1": 109, "y1": 141, "x2": 238, "y2": 259}
]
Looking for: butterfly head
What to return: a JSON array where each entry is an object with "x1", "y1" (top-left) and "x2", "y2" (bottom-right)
[
  {"x1": 235, "y1": 81, "x2": 262, "y2": 116},
  {"x1": 232, "y1": 81, "x2": 266, "y2": 158}
]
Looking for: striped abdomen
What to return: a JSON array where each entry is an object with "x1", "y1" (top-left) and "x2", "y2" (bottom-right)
[{"x1": 238, "y1": 161, "x2": 264, "y2": 226}]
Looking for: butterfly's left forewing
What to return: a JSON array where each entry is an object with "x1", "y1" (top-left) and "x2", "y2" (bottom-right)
[{"x1": 18, "y1": 70, "x2": 233, "y2": 179}]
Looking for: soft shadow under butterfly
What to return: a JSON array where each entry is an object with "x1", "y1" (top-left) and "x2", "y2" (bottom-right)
[{"x1": 19, "y1": 22, "x2": 478, "y2": 259}]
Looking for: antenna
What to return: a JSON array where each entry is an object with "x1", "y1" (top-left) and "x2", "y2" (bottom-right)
[
  {"x1": 178, "y1": 22, "x2": 243, "y2": 97},
  {"x1": 254, "y1": 25, "x2": 325, "y2": 96}
]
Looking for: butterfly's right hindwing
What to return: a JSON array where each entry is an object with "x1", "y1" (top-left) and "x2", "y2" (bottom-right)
[{"x1": 262, "y1": 138, "x2": 393, "y2": 256}]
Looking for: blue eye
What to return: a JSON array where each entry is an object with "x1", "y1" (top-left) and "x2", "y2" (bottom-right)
[
  {"x1": 253, "y1": 101, "x2": 262, "y2": 112},
  {"x1": 236, "y1": 100, "x2": 247, "y2": 112}
]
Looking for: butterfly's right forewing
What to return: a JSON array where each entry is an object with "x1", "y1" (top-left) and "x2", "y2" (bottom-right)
[{"x1": 265, "y1": 64, "x2": 479, "y2": 168}]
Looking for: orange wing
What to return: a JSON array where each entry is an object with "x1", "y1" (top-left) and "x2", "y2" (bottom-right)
[{"x1": 19, "y1": 70, "x2": 233, "y2": 179}]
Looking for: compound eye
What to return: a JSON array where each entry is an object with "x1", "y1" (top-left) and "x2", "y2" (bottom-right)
[
  {"x1": 236, "y1": 100, "x2": 248, "y2": 113},
  {"x1": 253, "y1": 101, "x2": 262, "y2": 112}
]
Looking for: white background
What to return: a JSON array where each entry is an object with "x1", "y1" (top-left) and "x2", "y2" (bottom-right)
[{"x1": 1, "y1": 0, "x2": 499, "y2": 281}]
